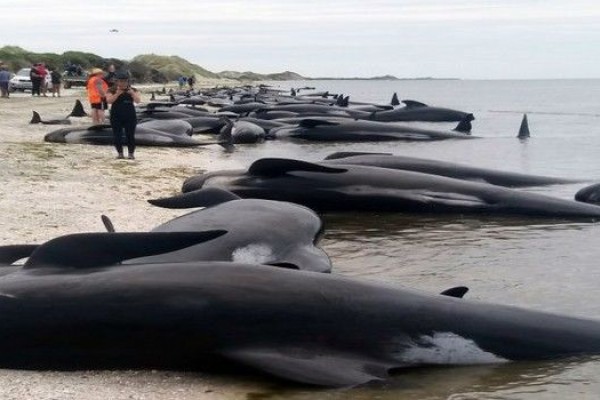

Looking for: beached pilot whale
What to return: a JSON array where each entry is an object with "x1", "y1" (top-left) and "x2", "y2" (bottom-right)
[
  {"x1": 180, "y1": 158, "x2": 600, "y2": 218},
  {"x1": 30, "y1": 111, "x2": 72, "y2": 125},
  {"x1": 267, "y1": 115, "x2": 475, "y2": 142},
  {"x1": 44, "y1": 122, "x2": 232, "y2": 148},
  {"x1": 322, "y1": 152, "x2": 584, "y2": 187},
  {"x1": 124, "y1": 188, "x2": 331, "y2": 272},
  {"x1": 2, "y1": 235, "x2": 600, "y2": 387},
  {"x1": 369, "y1": 100, "x2": 471, "y2": 122}
]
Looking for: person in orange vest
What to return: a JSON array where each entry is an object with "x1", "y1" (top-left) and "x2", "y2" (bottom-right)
[{"x1": 86, "y1": 68, "x2": 108, "y2": 124}]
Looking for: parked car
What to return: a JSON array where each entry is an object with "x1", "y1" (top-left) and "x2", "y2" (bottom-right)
[{"x1": 8, "y1": 68, "x2": 32, "y2": 92}]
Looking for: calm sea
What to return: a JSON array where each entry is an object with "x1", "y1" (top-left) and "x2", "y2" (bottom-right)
[{"x1": 218, "y1": 79, "x2": 600, "y2": 399}]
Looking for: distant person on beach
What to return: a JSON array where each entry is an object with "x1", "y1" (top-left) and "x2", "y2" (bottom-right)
[
  {"x1": 0, "y1": 65, "x2": 10, "y2": 98},
  {"x1": 105, "y1": 70, "x2": 141, "y2": 160},
  {"x1": 42, "y1": 65, "x2": 51, "y2": 97},
  {"x1": 49, "y1": 67, "x2": 62, "y2": 97},
  {"x1": 187, "y1": 75, "x2": 195, "y2": 90},
  {"x1": 86, "y1": 68, "x2": 108, "y2": 124},
  {"x1": 178, "y1": 75, "x2": 186, "y2": 89}
]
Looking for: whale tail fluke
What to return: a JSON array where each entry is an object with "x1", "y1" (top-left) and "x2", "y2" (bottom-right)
[
  {"x1": 390, "y1": 92, "x2": 400, "y2": 106},
  {"x1": 30, "y1": 111, "x2": 42, "y2": 124},
  {"x1": 453, "y1": 113, "x2": 475, "y2": 134},
  {"x1": 518, "y1": 114, "x2": 530, "y2": 139},
  {"x1": 69, "y1": 100, "x2": 87, "y2": 117}
]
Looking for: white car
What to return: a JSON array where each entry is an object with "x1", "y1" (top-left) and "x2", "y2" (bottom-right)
[{"x1": 8, "y1": 68, "x2": 32, "y2": 92}]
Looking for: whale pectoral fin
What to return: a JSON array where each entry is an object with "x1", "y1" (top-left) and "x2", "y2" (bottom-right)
[
  {"x1": 441, "y1": 286, "x2": 469, "y2": 298},
  {"x1": 323, "y1": 151, "x2": 393, "y2": 160},
  {"x1": 148, "y1": 188, "x2": 241, "y2": 209},
  {"x1": 0, "y1": 244, "x2": 39, "y2": 265},
  {"x1": 24, "y1": 231, "x2": 227, "y2": 269},
  {"x1": 298, "y1": 119, "x2": 339, "y2": 128},
  {"x1": 225, "y1": 348, "x2": 392, "y2": 387},
  {"x1": 402, "y1": 100, "x2": 428, "y2": 108},
  {"x1": 101, "y1": 215, "x2": 116, "y2": 232},
  {"x1": 249, "y1": 158, "x2": 347, "y2": 177}
]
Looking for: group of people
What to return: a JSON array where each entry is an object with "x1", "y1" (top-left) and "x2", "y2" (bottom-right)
[
  {"x1": 30, "y1": 63, "x2": 62, "y2": 97},
  {"x1": 177, "y1": 75, "x2": 195, "y2": 90},
  {"x1": 86, "y1": 65, "x2": 141, "y2": 160}
]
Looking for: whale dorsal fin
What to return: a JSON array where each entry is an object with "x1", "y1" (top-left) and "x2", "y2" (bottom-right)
[
  {"x1": 453, "y1": 113, "x2": 475, "y2": 134},
  {"x1": 402, "y1": 100, "x2": 428, "y2": 108},
  {"x1": 298, "y1": 119, "x2": 339, "y2": 129},
  {"x1": 323, "y1": 152, "x2": 393, "y2": 160},
  {"x1": 149, "y1": 188, "x2": 241, "y2": 209},
  {"x1": 69, "y1": 99, "x2": 87, "y2": 117},
  {"x1": 248, "y1": 158, "x2": 347, "y2": 177},
  {"x1": 30, "y1": 111, "x2": 42, "y2": 124},
  {"x1": 518, "y1": 114, "x2": 530, "y2": 139},
  {"x1": 391, "y1": 92, "x2": 400, "y2": 106},
  {"x1": 440, "y1": 286, "x2": 469, "y2": 298},
  {"x1": 24, "y1": 231, "x2": 227, "y2": 269}
]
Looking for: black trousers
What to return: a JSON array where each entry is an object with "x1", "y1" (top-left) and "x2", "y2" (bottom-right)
[
  {"x1": 31, "y1": 78, "x2": 42, "y2": 96},
  {"x1": 111, "y1": 117, "x2": 137, "y2": 155}
]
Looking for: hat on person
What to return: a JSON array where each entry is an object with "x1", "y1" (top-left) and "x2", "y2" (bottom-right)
[{"x1": 90, "y1": 67, "x2": 104, "y2": 75}]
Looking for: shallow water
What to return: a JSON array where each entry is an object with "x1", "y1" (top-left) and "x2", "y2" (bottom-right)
[{"x1": 227, "y1": 79, "x2": 600, "y2": 398}]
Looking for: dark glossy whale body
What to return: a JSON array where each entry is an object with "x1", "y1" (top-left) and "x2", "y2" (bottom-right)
[
  {"x1": 44, "y1": 124, "x2": 219, "y2": 147},
  {"x1": 134, "y1": 189, "x2": 330, "y2": 272},
  {"x1": 269, "y1": 118, "x2": 474, "y2": 142},
  {"x1": 370, "y1": 100, "x2": 471, "y2": 122},
  {"x1": 1, "y1": 236, "x2": 600, "y2": 387},
  {"x1": 182, "y1": 158, "x2": 600, "y2": 218},
  {"x1": 323, "y1": 152, "x2": 583, "y2": 187}
]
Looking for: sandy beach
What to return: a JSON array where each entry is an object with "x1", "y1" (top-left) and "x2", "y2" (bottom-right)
[{"x1": 0, "y1": 86, "x2": 268, "y2": 399}]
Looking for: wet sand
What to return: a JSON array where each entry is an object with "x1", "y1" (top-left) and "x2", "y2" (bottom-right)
[{"x1": 0, "y1": 86, "x2": 267, "y2": 399}]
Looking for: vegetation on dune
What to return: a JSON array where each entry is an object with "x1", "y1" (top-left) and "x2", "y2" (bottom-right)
[{"x1": 0, "y1": 46, "x2": 306, "y2": 83}]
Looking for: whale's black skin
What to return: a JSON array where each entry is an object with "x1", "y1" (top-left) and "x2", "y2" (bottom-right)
[
  {"x1": 44, "y1": 124, "x2": 225, "y2": 148},
  {"x1": 256, "y1": 104, "x2": 371, "y2": 119},
  {"x1": 2, "y1": 237, "x2": 600, "y2": 387},
  {"x1": 268, "y1": 118, "x2": 475, "y2": 142},
  {"x1": 323, "y1": 152, "x2": 583, "y2": 187},
  {"x1": 575, "y1": 183, "x2": 600, "y2": 205},
  {"x1": 181, "y1": 158, "x2": 600, "y2": 218},
  {"x1": 138, "y1": 188, "x2": 330, "y2": 272},
  {"x1": 370, "y1": 100, "x2": 471, "y2": 122},
  {"x1": 220, "y1": 102, "x2": 267, "y2": 114},
  {"x1": 135, "y1": 119, "x2": 194, "y2": 136},
  {"x1": 218, "y1": 120, "x2": 266, "y2": 144}
]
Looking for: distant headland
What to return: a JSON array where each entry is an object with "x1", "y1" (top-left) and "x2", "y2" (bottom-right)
[{"x1": 0, "y1": 46, "x2": 457, "y2": 83}]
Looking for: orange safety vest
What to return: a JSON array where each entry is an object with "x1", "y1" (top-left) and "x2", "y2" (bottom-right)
[{"x1": 87, "y1": 75, "x2": 108, "y2": 104}]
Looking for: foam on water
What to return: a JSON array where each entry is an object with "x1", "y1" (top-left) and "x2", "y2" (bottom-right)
[
  {"x1": 398, "y1": 332, "x2": 507, "y2": 365},
  {"x1": 232, "y1": 243, "x2": 275, "y2": 264}
]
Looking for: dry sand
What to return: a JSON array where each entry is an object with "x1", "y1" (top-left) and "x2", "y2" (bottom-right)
[{"x1": 0, "y1": 87, "x2": 271, "y2": 399}]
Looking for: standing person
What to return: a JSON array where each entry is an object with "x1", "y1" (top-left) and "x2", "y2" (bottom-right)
[
  {"x1": 37, "y1": 63, "x2": 49, "y2": 97},
  {"x1": 0, "y1": 65, "x2": 10, "y2": 98},
  {"x1": 30, "y1": 63, "x2": 43, "y2": 96},
  {"x1": 0, "y1": 64, "x2": 10, "y2": 98},
  {"x1": 86, "y1": 68, "x2": 108, "y2": 124},
  {"x1": 49, "y1": 67, "x2": 62, "y2": 97},
  {"x1": 187, "y1": 75, "x2": 195, "y2": 91},
  {"x1": 105, "y1": 71, "x2": 141, "y2": 160}
]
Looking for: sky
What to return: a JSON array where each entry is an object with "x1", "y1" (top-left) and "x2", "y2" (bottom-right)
[{"x1": 3, "y1": 0, "x2": 600, "y2": 79}]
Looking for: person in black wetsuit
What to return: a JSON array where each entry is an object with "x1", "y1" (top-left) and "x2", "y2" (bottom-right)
[{"x1": 105, "y1": 71, "x2": 141, "y2": 160}]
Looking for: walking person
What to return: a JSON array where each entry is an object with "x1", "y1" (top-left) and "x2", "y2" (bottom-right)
[
  {"x1": 105, "y1": 71, "x2": 141, "y2": 160},
  {"x1": 86, "y1": 68, "x2": 108, "y2": 124},
  {"x1": 0, "y1": 65, "x2": 10, "y2": 98}
]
